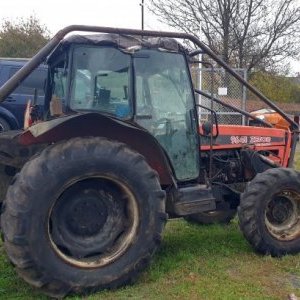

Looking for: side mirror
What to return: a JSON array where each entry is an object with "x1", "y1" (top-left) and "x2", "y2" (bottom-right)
[
  {"x1": 196, "y1": 104, "x2": 219, "y2": 138},
  {"x1": 202, "y1": 121, "x2": 212, "y2": 136}
]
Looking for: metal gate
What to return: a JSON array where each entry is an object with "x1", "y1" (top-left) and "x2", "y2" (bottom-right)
[{"x1": 190, "y1": 67, "x2": 248, "y2": 125}]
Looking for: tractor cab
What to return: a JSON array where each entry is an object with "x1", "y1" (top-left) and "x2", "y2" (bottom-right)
[
  {"x1": 45, "y1": 34, "x2": 200, "y2": 181},
  {"x1": 0, "y1": 26, "x2": 300, "y2": 298}
]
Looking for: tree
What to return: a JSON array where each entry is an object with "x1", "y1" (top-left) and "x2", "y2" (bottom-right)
[
  {"x1": 149, "y1": 0, "x2": 300, "y2": 72},
  {"x1": 0, "y1": 15, "x2": 50, "y2": 58},
  {"x1": 249, "y1": 71, "x2": 300, "y2": 103}
]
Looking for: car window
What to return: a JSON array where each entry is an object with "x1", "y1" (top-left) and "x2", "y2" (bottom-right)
[{"x1": 9, "y1": 67, "x2": 47, "y2": 96}]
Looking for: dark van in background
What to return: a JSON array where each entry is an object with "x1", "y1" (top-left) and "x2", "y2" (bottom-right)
[{"x1": 0, "y1": 59, "x2": 46, "y2": 131}]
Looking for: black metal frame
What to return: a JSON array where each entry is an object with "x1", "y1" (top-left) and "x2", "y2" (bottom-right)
[{"x1": 195, "y1": 89, "x2": 273, "y2": 128}]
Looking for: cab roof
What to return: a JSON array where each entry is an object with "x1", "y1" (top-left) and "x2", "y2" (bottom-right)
[{"x1": 48, "y1": 33, "x2": 187, "y2": 62}]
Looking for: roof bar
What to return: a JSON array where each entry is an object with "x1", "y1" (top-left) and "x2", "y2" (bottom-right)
[{"x1": 195, "y1": 89, "x2": 273, "y2": 128}]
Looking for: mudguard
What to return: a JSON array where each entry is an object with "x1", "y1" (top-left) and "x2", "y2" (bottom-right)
[{"x1": 16, "y1": 112, "x2": 174, "y2": 185}]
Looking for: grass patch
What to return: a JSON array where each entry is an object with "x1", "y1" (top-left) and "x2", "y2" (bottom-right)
[
  {"x1": 75, "y1": 220, "x2": 300, "y2": 300},
  {"x1": 294, "y1": 151, "x2": 300, "y2": 171},
  {"x1": 0, "y1": 220, "x2": 299, "y2": 299}
]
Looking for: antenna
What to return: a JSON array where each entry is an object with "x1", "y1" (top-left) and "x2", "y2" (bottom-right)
[{"x1": 140, "y1": 0, "x2": 144, "y2": 30}]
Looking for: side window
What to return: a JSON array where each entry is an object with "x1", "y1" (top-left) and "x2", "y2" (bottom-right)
[
  {"x1": 0, "y1": 66, "x2": 4, "y2": 86},
  {"x1": 134, "y1": 50, "x2": 199, "y2": 181},
  {"x1": 147, "y1": 73, "x2": 186, "y2": 117},
  {"x1": 70, "y1": 46, "x2": 131, "y2": 118},
  {"x1": 48, "y1": 60, "x2": 68, "y2": 117},
  {"x1": 53, "y1": 69, "x2": 67, "y2": 99},
  {"x1": 97, "y1": 71, "x2": 128, "y2": 103},
  {"x1": 9, "y1": 67, "x2": 47, "y2": 97},
  {"x1": 136, "y1": 76, "x2": 150, "y2": 113},
  {"x1": 136, "y1": 76, "x2": 144, "y2": 106},
  {"x1": 72, "y1": 70, "x2": 92, "y2": 109}
]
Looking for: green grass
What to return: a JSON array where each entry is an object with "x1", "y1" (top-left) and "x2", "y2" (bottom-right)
[
  {"x1": 1, "y1": 154, "x2": 300, "y2": 299},
  {"x1": 294, "y1": 151, "x2": 300, "y2": 171},
  {"x1": 1, "y1": 220, "x2": 300, "y2": 299}
]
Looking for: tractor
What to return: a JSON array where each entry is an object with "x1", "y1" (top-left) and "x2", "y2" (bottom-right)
[{"x1": 0, "y1": 25, "x2": 299, "y2": 298}]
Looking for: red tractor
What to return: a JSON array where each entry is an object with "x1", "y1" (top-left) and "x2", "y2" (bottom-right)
[{"x1": 0, "y1": 26, "x2": 299, "y2": 298}]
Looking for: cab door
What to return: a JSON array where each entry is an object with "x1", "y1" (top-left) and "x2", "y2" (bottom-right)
[{"x1": 134, "y1": 50, "x2": 199, "y2": 181}]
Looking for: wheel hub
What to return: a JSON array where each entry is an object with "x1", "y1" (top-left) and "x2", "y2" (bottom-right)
[
  {"x1": 265, "y1": 190, "x2": 300, "y2": 241},
  {"x1": 267, "y1": 196, "x2": 293, "y2": 225},
  {"x1": 66, "y1": 192, "x2": 108, "y2": 237},
  {"x1": 48, "y1": 177, "x2": 139, "y2": 268}
]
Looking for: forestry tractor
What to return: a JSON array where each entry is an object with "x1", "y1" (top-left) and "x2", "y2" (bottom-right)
[{"x1": 0, "y1": 25, "x2": 299, "y2": 297}]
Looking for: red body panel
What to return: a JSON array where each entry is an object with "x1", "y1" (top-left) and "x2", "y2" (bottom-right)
[{"x1": 200, "y1": 125, "x2": 291, "y2": 167}]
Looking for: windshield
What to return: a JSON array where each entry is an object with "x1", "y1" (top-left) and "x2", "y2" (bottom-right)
[{"x1": 70, "y1": 46, "x2": 131, "y2": 118}]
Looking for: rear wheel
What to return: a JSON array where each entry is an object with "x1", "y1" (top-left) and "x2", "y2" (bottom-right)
[
  {"x1": 238, "y1": 168, "x2": 300, "y2": 256},
  {"x1": 1, "y1": 137, "x2": 167, "y2": 297}
]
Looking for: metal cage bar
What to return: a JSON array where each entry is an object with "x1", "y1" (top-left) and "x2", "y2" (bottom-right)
[{"x1": 0, "y1": 24, "x2": 297, "y2": 130}]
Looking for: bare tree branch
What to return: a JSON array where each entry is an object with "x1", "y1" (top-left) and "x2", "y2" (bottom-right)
[{"x1": 148, "y1": 0, "x2": 300, "y2": 73}]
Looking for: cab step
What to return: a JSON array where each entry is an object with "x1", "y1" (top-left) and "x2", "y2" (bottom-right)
[{"x1": 172, "y1": 185, "x2": 216, "y2": 216}]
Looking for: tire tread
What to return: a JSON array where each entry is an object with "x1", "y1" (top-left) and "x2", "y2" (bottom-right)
[{"x1": 1, "y1": 137, "x2": 167, "y2": 297}]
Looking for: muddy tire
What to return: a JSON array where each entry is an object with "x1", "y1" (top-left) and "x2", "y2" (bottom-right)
[
  {"x1": 1, "y1": 137, "x2": 167, "y2": 297},
  {"x1": 238, "y1": 168, "x2": 300, "y2": 256},
  {"x1": 185, "y1": 209, "x2": 236, "y2": 225}
]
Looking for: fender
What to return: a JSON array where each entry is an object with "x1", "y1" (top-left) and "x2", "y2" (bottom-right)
[
  {"x1": 0, "y1": 106, "x2": 19, "y2": 129},
  {"x1": 18, "y1": 112, "x2": 174, "y2": 185}
]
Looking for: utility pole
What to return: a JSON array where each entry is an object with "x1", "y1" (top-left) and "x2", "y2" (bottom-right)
[{"x1": 141, "y1": 0, "x2": 144, "y2": 30}]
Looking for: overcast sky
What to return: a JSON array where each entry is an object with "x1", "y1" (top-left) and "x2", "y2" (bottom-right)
[
  {"x1": 1, "y1": 0, "x2": 164, "y2": 33},
  {"x1": 0, "y1": 0, "x2": 299, "y2": 74}
]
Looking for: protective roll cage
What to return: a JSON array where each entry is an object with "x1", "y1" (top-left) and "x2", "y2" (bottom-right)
[{"x1": 0, "y1": 25, "x2": 297, "y2": 162}]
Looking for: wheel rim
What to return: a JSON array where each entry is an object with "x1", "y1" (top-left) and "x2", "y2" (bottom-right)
[
  {"x1": 48, "y1": 177, "x2": 139, "y2": 268},
  {"x1": 265, "y1": 190, "x2": 300, "y2": 241}
]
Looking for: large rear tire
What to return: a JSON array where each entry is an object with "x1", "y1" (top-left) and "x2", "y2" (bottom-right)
[
  {"x1": 238, "y1": 168, "x2": 300, "y2": 256},
  {"x1": 1, "y1": 137, "x2": 167, "y2": 297}
]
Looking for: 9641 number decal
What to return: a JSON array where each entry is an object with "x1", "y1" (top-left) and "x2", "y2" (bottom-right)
[{"x1": 230, "y1": 136, "x2": 272, "y2": 144}]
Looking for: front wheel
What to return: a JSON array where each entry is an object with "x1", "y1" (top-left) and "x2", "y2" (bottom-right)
[
  {"x1": 1, "y1": 137, "x2": 167, "y2": 297},
  {"x1": 238, "y1": 168, "x2": 300, "y2": 256}
]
